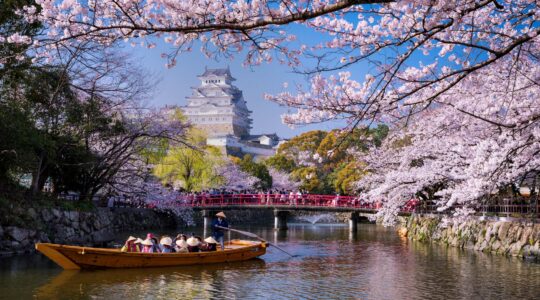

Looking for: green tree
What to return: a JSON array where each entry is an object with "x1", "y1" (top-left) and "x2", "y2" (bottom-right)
[
  {"x1": 153, "y1": 128, "x2": 223, "y2": 192},
  {"x1": 265, "y1": 154, "x2": 296, "y2": 173},
  {"x1": 0, "y1": 0, "x2": 42, "y2": 186},
  {"x1": 236, "y1": 154, "x2": 272, "y2": 190},
  {"x1": 265, "y1": 125, "x2": 389, "y2": 194},
  {"x1": 333, "y1": 161, "x2": 367, "y2": 195},
  {"x1": 0, "y1": 0, "x2": 41, "y2": 82}
]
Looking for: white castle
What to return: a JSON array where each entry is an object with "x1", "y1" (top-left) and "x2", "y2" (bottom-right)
[{"x1": 179, "y1": 67, "x2": 281, "y2": 158}]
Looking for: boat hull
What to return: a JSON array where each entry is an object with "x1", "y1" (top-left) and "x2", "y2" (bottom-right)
[{"x1": 36, "y1": 240, "x2": 267, "y2": 270}]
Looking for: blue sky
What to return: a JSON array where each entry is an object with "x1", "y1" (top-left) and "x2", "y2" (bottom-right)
[
  {"x1": 124, "y1": 18, "x2": 376, "y2": 139},
  {"x1": 126, "y1": 16, "x2": 438, "y2": 139},
  {"x1": 130, "y1": 41, "x2": 346, "y2": 139}
]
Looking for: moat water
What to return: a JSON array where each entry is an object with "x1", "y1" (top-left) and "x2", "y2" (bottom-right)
[{"x1": 0, "y1": 224, "x2": 539, "y2": 299}]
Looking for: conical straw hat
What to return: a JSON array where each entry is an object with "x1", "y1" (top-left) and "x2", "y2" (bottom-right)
[
  {"x1": 187, "y1": 237, "x2": 199, "y2": 247},
  {"x1": 141, "y1": 239, "x2": 153, "y2": 246},
  {"x1": 160, "y1": 237, "x2": 173, "y2": 246},
  {"x1": 204, "y1": 237, "x2": 218, "y2": 244},
  {"x1": 176, "y1": 239, "x2": 188, "y2": 247}
]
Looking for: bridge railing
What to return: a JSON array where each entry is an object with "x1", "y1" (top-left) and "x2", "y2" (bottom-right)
[
  {"x1": 408, "y1": 201, "x2": 539, "y2": 218},
  {"x1": 166, "y1": 194, "x2": 537, "y2": 217},
  {"x1": 103, "y1": 192, "x2": 538, "y2": 218},
  {"x1": 168, "y1": 193, "x2": 383, "y2": 210}
]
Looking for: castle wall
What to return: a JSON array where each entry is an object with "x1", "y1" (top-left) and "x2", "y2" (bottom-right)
[{"x1": 193, "y1": 123, "x2": 248, "y2": 138}]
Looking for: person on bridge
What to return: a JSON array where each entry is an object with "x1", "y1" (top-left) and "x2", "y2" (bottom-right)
[{"x1": 212, "y1": 211, "x2": 229, "y2": 251}]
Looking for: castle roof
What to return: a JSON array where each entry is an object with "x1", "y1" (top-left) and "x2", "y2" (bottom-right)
[
  {"x1": 199, "y1": 67, "x2": 236, "y2": 80},
  {"x1": 245, "y1": 133, "x2": 279, "y2": 141}
]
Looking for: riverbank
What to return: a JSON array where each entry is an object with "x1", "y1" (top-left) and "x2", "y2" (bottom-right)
[
  {"x1": 0, "y1": 207, "x2": 185, "y2": 255},
  {"x1": 401, "y1": 215, "x2": 540, "y2": 261}
]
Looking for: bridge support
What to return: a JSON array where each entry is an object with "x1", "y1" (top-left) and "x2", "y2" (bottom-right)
[
  {"x1": 202, "y1": 210, "x2": 216, "y2": 230},
  {"x1": 349, "y1": 212, "x2": 359, "y2": 233},
  {"x1": 274, "y1": 210, "x2": 289, "y2": 230}
]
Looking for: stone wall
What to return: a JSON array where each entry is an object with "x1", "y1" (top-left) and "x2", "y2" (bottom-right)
[
  {"x1": 192, "y1": 209, "x2": 275, "y2": 226},
  {"x1": 401, "y1": 216, "x2": 540, "y2": 261},
  {"x1": 0, "y1": 207, "x2": 179, "y2": 255},
  {"x1": 288, "y1": 211, "x2": 347, "y2": 223},
  {"x1": 193, "y1": 209, "x2": 365, "y2": 226}
]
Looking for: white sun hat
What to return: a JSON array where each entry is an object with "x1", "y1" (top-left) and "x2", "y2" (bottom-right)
[
  {"x1": 204, "y1": 237, "x2": 218, "y2": 244},
  {"x1": 141, "y1": 239, "x2": 153, "y2": 246},
  {"x1": 160, "y1": 237, "x2": 173, "y2": 246},
  {"x1": 176, "y1": 239, "x2": 188, "y2": 247},
  {"x1": 187, "y1": 237, "x2": 200, "y2": 247}
]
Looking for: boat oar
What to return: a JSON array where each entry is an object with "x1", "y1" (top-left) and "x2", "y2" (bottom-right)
[{"x1": 215, "y1": 226, "x2": 296, "y2": 257}]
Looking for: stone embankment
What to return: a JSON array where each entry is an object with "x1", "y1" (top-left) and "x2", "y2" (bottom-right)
[
  {"x1": 192, "y1": 209, "x2": 275, "y2": 226},
  {"x1": 191, "y1": 210, "x2": 370, "y2": 225},
  {"x1": 0, "y1": 207, "x2": 180, "y2": 255},
  {"x1": 401, "y1": 216, "x2": 540, "y2": 261}
]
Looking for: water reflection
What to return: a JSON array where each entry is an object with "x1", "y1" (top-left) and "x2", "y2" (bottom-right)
[
  {"x1": 34, "y1": 259, "x2": 266, "y2": 299},
  {"x1": 0, "y1": 224, "x2": 538, "y2": 300}
]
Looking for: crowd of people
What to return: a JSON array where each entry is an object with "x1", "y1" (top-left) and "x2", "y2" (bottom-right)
[
  {"x1": 102, "y1": 187, "x2": 369, "y2": 209},
  {"x1": 119, "y1": 212, "x2": 229, "y2": 253},
  {"x1": 169, "y1": 189, "x2": 360, "y2": 206},
  {"x1": 120, "y1": 234, "x2": 220, "y2": 253}
]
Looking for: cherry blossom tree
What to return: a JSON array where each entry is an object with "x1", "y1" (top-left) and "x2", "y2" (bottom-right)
[
  {"x1": 7, "y1": 0, "x2": 540, "y2": 220},
  {"x1": 83, "y1": 107, "x2": 189, "y2": 200},
  {"x1": 357, "y1": 61, "x2": 540, "y2": 224},
  {"x1": 214, "y1": 161, "x2": 259, "y2": 191},
  {"x1": 13, "y1": 1, "x2": 538, "y2": 107},
  {"x1": 269, "y1": 167, "x2": 300, "y2": 190}
]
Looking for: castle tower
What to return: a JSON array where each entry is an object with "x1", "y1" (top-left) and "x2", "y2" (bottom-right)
[{"x1": 182, "y1": 67, "x2": 252, "y2": 138}]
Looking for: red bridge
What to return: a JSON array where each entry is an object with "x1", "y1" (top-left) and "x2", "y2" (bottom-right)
[
  {"x1": 171, "y1": 194, "x2": 383, "y2": 211},
  {"x1": 128, "y1": 193, "x2": 539, "y2": 231}
]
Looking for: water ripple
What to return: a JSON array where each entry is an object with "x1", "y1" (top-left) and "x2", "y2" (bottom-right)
[{"x1": 0, "y1": 225, "x2": 538, "y2": 299}]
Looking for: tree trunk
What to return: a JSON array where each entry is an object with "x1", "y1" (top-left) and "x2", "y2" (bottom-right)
[{"x1": 31, "y1": 150, "x2": 46, "y2": 196}]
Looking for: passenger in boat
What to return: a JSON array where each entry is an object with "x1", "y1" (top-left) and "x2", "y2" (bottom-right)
[
  {"x1": 204, "y1": 237, "x2": 218, "y2": 252},
  {"x1": 212, "y1": 211, "x2": 229, "y2": 250},
  {"x1": 146, "y1": 233, "x2": 160, "y2": 253},
  {"x1": 199, "y1": 242, "x2": 208, "y2": 252},
  {"x1": 186, "y1": 236, "x2": 200, "y2": 252},
  {"x1": 160, "y1": 236, "x2": 174, "y2": 253},
  {"x1": 120, "y1": 236, "x2": 138, "y2": 252},
  {"x1": 134, "y1": 238, "x2": 144, "y2": 251},
  {"x1": 141, "y1": 238, "x2": 156, "y2": 253},
  {"x1": 173, "y1": 234, "x2": 187, "y2": 246},
  {"x1": 175, "y1": 239, "x2": 189, "y2": 253}
]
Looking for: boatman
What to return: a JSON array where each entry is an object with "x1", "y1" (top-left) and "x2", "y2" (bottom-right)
[{"x1": 212, "y1": 211, "x2": 229, "y2": 251}]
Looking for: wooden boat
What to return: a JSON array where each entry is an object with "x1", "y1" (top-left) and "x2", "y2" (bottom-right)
[{"x1": 35, "y1": 240, "x2": 267, "y2": 270}]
